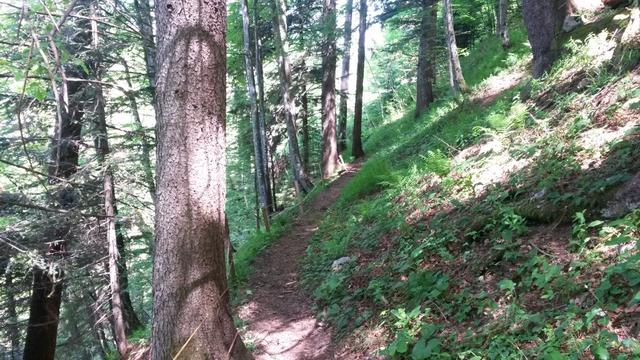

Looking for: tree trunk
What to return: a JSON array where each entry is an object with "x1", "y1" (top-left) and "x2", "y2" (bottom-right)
[
  {"x1": 272, "y1": 0, "x2": 314, "y2": 194},
  {"x1": 443, "y1": 0, "x2": 468, "y2": 94},
  {"x1": 338, "y1": 0, "x2": 354, "y2": 153},
  {"x1": 301, "y1": 74, "x2": 310, "y2": 172},
  {"x1": 152, "y1": 0, "x2": 252, "y2": 358},
  {"x1": 321, "y1": 0, "x2": 340, "y2": 178},
  {"x1": 241, "y1": 0, "x2": 270, "y2": 230},
  {"x1": 89, "y1": 6, "x2": 141, "y2": 355},
  {"x1": 252, "y1": 0, "x2": 274, "y2": 213},
  {"x1": 122, "y1": 59, "x2": 156, "y2": 203},
  {"x1": 497, "y1": 0, "x2": 510, "y2": 48},
  {"x1": 4, "y1": 271, "x2": 20, "y2": 359},
  {"x1": 23, "y1": 9, "x2": 88, "y2": 354},
  {"x1": 133, "y1": 0, "x2": 156, "y2": 100},
  {"x1": 523, "y1": 0, "x2": 566, "y2": 78},
  {"x1": 415, "y1": 0, "x2": 437, "y2": 117},
  {"x1": 352, "y1": 0, "x2": 367, "y2": 159}
]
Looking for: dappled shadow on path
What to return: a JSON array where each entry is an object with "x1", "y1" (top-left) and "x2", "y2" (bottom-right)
[{"x1": 238, "y1": 163, "x2": 361, "y2": 360}]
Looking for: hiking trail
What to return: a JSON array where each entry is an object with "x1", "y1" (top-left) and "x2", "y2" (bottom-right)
[{"x1": 238, "y1": 162, "x2": 361, "y2": 360}]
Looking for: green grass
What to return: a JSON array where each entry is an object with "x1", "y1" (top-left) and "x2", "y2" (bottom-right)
[{"x1": 300, "y1": 19, "x2": 640, "y2": 359}]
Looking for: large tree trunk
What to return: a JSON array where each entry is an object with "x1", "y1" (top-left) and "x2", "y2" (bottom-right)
[
  {"x1": 338, "y1": 0, "x2": 354, "y2": 153},
  {"x1": 321, "y1": 0, "x2": 340, "y2": 178},
  {"x1": 443, "y1": 0, "x2": 468, "y2": 94},
  {"x1": 352, "y1": 0, "x2": 367, "y2": 159},
  {"x1": 523, "y1": 0, "x2": 566, "y2": 78},
  {"x1": 252, "y1": 0, "x2": 274, "y2": 213},
  {"x1": 415, "y1": 0, "x2": 437, "y2": 117},
  {"x1": 272, "y1": 0, "x2": 314, "y2": 194},
  {"x1": 241, "y1": 0, "x2": 270, "y2": 230},
  {"x1": 151, "y1": 0, "x2": 252, "y2": 358},
  {"x1": 497, "y1": 0, "x2": 511, "y2": 48}
]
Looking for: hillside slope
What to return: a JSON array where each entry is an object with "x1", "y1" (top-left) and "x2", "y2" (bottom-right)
[{"x1": 301, "y1": 11, "x2": 640, "y2": 360}]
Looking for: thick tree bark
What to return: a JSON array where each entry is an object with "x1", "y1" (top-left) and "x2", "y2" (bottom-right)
[
  {"x1": 497, "y1": 0, "x2": 510, "y2": 48},
  {"x1": 338, "y1": 0, "x2": 354, "y2": 153},
  {"x1": 443, "y1": 0, "x2": 468, "y2": 94},
  {"x1": 252, "y1": 0, "x2": 274, "y2": 213},
  {"x1": 415, "y1": 0, "x2": 437, "y2": 117},
  {"x1": 152, "y1": 0, "x2": 252, "y2": 358},
  {"x1": 272, "y1": 0, "x2": 314, "y2": 194},
  {"x1": 523, "y1": 0, "x2": 566, "y2": 78},
  {"x1": 321, "y1": 0, "x2": 340, "y2": 178},
  {"x1": 352, "y1": 0, "x2": 367, "y2": 159},
  {"x1": 133, "y1": 0, "x2": 156, "y2": 99},
  {"x1": 241, "y1": 0, "x2": 270, "y2": 230}
]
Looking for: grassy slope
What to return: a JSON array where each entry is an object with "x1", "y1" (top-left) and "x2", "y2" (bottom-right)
[{"x1": 301, "y1": 13, "x2": 640, "y2": 360}]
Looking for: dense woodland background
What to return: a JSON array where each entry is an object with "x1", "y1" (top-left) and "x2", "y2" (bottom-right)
[{"x1": 0, "y1": 0, "x2": 639, "y2": 358}]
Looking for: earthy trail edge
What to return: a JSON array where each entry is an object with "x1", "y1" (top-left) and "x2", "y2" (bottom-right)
[{"x1": 238, "y1": 162, "x2": 361, "y2": 360}]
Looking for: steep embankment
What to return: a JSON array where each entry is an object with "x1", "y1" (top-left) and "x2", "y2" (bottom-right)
[
  {"x1": 301, "y1": 10, "x2": 640, "y2": 360},
  {"x1": 238, "y1": 163, "x2": 361, "y2": 359}
]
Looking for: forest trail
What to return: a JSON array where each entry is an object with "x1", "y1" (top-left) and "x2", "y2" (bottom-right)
[{"x1": 238, "y1": 162, "x2": 361, "y2": 360}]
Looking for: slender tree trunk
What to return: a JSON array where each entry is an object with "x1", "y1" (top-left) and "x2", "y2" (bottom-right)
[
  {"x1": 522, "y1": 0, "x2": 566, "y2": 77},
  {"x1": 89, "y1": 6, "x2": 141, "y2": 355},
  {"x1": 301, "y1": 75, "x2": 310, "y2": 172},
  {"x1": 443, "y1": 0, "x2": 468, "y2": 94},
  {"x1": 4, "y1": 271, "x2": 20, "y2": 359},
  {"x1": 352, "y1": 0, "x2": 367, "y2": 159},
  {"x1": 122, "y1": 59, "x2": 156, "y2": 203},
  {"x1": 272, "y1": 0, "x2": 314, "y2": 194},
  {"x1": 321, "y1": 0, "x2": 339, "y2": 178},
  {"x1": 497, "y1": 0, "x2": 510, "y2": 48},
  {"x1": 241, "y1": 0, "x2": 270, "y2": 230},
  {"x1": 152, "y1": 0, "x2": 252, "y2": 358},
  {"x1": 23, "y1": 12, "x2": 88, "y2": 355},
  {"x1": 338, "y1": 0, "x2": 354, "y2": 153},
  {"x1": 415, "y1": 0, "x2": 437, "y2": 117},
  {"x1": 252, "y1": 0, "x2": 274, "y2": 213},
  {"x1": 133, "y1": 0, "x2": 156, "y2": 100},
  {"x1": 83, "y1": 287, "x2": 108, "y2": 359}
]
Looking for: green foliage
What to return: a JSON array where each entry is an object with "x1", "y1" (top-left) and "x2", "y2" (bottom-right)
[{"x1": 336, "y1": 157, "x2": 393, "y2": 206}]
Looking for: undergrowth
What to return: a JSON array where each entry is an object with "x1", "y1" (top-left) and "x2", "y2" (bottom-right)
[{"x1": 301, "y1": 14, "x2": 640, "y2": 360}]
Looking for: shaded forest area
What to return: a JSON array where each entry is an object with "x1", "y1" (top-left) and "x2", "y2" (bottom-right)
[{"x1": 0, "y1": 0, "x2": 639, "y2": 358}]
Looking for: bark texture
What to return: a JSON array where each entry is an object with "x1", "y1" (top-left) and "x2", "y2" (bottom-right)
[
  {"x1": 523, "y1": 0, "x2": 566, "y2": 78},
  {"x1": 352, "y1": 0, "x2": 367, "y2": 159},
  {"x1": 272, "y1": 0, "x2": 314, "y2": 193},
  {"x1": 338, "y1": 0, "x2": 354, "y2": 153},
  {"x1": 415, "y1": 0, "x2": 437, "y2": 117},
  {"x1": 321, "y1": 0, "x2": 339, "y2": 178},
  {"x1": 152, "y1": 0, "x2": 252, "y2": 358}
]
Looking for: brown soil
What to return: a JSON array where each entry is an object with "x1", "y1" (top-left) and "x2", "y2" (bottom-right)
[{"x1": 238, "y1": 162, "x2": 361, "y2": 360}]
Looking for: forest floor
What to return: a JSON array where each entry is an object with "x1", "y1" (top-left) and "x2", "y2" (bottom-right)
[{"x1": 238, "y1": 162, "x2": 361, "y2": 360}]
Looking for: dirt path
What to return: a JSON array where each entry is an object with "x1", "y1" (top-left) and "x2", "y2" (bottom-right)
[{"x1": 238, "y1": 163, "x2": 360, "y2": 360}]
